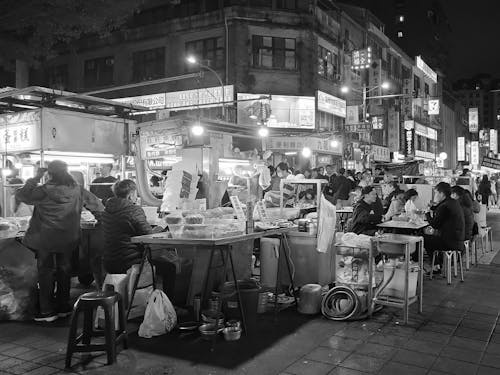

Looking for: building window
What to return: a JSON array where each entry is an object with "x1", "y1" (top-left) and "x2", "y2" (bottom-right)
[
  {"x1": 398, "y1": 15, "x2": 405, "y2": 22},
  {"x1": 46, "y1": 64, "x2": 68, "y2": 90},
  {"x1": 424, "y1": 83, "x2": 430, "y2": 97},
  {"x1": 84, "y1": 56, "x2": 114, "y2": 88},
  {"x1": 397, "y1": 31, "x2": 404, "y2": 38},
  {"x1": 276, "y1": 0, "x2": 296, "y2": 10},
  {"x1": 132, "y1": 47, "x2": 165, "y2": 82},
  {"x1": 414, "y1": 75, "x2": 421, "y2": 96},
  {"x1": 185, "y1": 37, "x2": 224, "y2": 69},
  {"x1": 252, "y1": 35, "x2": 296, "y2": 70},
  {"x1": 317, "y1": 45, "x2": 339, "y2": 80}
]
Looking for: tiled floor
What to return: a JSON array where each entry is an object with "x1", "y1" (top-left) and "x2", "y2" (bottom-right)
[{"x1": 2, "y1": 212, "x2": 500, "y2": 374}]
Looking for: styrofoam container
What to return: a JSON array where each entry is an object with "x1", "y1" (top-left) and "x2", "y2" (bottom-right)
[{"x1": 381, "y1": 263, "x2": 419, "y2": 299}]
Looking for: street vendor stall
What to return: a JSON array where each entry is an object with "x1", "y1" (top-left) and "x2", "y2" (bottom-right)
[{"x1": 0, "y1": 87, "x2": 144, "y2": 320}]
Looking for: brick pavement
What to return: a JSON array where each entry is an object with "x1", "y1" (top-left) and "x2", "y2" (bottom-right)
[{"x1": 2, "y1": 212, "x2": 500, "y2": 374}]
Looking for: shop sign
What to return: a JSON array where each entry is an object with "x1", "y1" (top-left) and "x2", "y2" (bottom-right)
[
  {"x1": 401, "y1": 78, "x2": 413, "y2": 120},
  {"x1": 345, "y1": 123, "x2": 371, "y2": 133},
  {"x1": 115, "y1": 93, "x2": 166, "y2": 109},
  {"x1": 0, "y1": 110, "x2": 41, "y2": 152},
  {"x1": 371, "y1": 116, "x2": 383, "y2": 130},
  {"x1": 351, "y1": 48, "x2": 372, "y2": 70},
  {"x1": 405, "y1": 129, "x2": 414, "y2": 156},
  {"x1": 428, "y1": 99, "x2": 440, "y2": 115},
  {"x1": 346, "y1": 105, "x2": 359, "y2": 125},
  {"x1": 457, "y1": 137, "x2": 465, "y2": 161},
  {"x1": 481, "y1": 156, "x2": 500, "y2": 170},
  {"x1": 116, "y1": 85, "x2": 234, "y2": 110},
  {"x1": 237, "y1": 93, "x2": 315, "y2": 129},
  {"x1": 415, "y1": 150, "x2": 435, "y2": 160},
  {"x1": 414, "y1": 122, "x2": 438, "y2": 140},
  {"x1": 317, "y1": 91, "x2": 346, "y2": 118},
  {"x1": 140, "y1": 129, "x2": 183, "y2": 159},
  {"x1": 371, "y1": 145, "x2": 390, "y2": 162},
  {"x1": 469, "y1": 108, "x2": 479, "y2": 132},
  {"x1": 317, "y1": 155, "x2": 332, "y2": 164},
  {"x1": 266, "y1": 136, "x2": 341, "y2": 155},
  {"x1": 471, "y1": 141, "x2": 480, "y2": 166},
  {"x1": 145, "y1": 148, "x2": 177, "y2": 159},
  {"x1": 416, "y1": 56, "x2": 437, "y2": 83},
  {"x1": 387, "y1": 108, "x2": 399, "y2": 152},
  {"x1": 147, "y1": 158, "x2": 177, "y2": 170},
  {"x1": 490, "y1": 129, "x2": 498, "y2": 153}
]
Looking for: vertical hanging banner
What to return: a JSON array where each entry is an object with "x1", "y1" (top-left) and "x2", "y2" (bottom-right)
[
  {"x1": 469, "y1": 108, "x2": 479, "y2": 133},
  {"x1": 346, "y1": 105, "x2": 359, "y2": 125},
  {"x1": 490, "y1": 129, "x2": 498, "y2": 154},
  {"x1": 471, "y1": 141, "x2": 479, "y2": 166},
  {"x1": 457, "y1": 137, "x2": 465, "y2": 162},
  {"x1": 387, "y1": 108, "x2": 400, "y2": 152}
]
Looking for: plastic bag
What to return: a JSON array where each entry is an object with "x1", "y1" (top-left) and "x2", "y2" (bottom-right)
[{"x1": 138, "y1": 289, "x2": 177, "y2": 338}]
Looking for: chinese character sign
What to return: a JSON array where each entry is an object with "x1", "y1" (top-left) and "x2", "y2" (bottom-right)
[
  {"x1": 471, "y1": 141, "x2": 479, "y2": 166},
  {"x1": 346, "y1": 106, "x2": 359, "y2": 125},
  {"x1": 405, "y1": 129, "x2": 414, "y2": 156},
  {"x1": 371, "y1": 116, "x2": 383, "y2": 130},
  {"x1": 490, "y1": 129, "x2": 498, "y2": 154},
  {"x1": 457, "y1": 137, "x2": 465, "y2": 161},
  {"x1": 351, "y1": 48, "x2": 372, "y2": 70},
  {"x1": 428, "y1": 99, "x2": 440, "y2": 115},
  {"x1": 469, "y1": 108, "x2": 478, "y2": 133}
]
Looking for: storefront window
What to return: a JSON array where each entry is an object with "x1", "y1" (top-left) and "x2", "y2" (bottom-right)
[
  {"x1": 46, "y1": 64, "x2": 68, "y2": 90},
  {"x1": 132, "y1": 47, "x2": 165, "y2": 82},
  {"x1": 252, "y1": 35, "x2": 296, "y2": 70}
]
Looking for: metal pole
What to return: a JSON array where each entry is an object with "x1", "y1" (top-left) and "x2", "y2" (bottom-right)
[{"x1": 199, "y1": 63, "x2": 225, "y2": 120}]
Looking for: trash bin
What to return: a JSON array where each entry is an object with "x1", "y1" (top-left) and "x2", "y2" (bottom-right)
[{"x1": 220, "y1": 279, "x2": 260, "y2": 332}]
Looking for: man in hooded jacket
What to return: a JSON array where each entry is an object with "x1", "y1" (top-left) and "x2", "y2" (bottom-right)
[{"x1": 16, "y1": 160, "x2": 103, "y2": 322}]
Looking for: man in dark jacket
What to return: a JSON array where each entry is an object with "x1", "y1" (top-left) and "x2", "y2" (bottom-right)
[
  {"x1": 16, "y1": 160, "x2": 103, "y2": 322},
  {"x1": 350, "y1": 186, "x2": 381, "y2": 235},
  {"x1": 102, "y1": 179, "x2": 176, "y2": 299},
  {"x1": 90, "y1": 163, "x2": 117, "y2": 205},
  {"x1": 424, "y1": 182, "x2": 465, "y2": 268},
  {"x1": 331, "y1": 168, "x2": 352, "y2": 207}
]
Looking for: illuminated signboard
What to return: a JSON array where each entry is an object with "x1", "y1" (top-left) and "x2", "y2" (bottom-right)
[
  {"x1": 317, "y1": 91, "x2": 346, "y2": 118},
  {"x1": 237, "y1": 93, "x2": 315, "y2": 129},
  {"x1": 490, "y1": 129, "x2": 498, "y2": 154},
  {"x1": 469, "y1": 108, "x2": 479, "y2": 132},
  {"x1": 351, "y1": 47, "x2": 372, "y2": 70},
  {"x1": 346, "y1": 105, "x2": 359, "y2": 125},
  {"x1": 471, "y1": 141, "x2": 480, "y2": 166},
  {"x1": 416, "y1": 56, "x2": 437, "y2": 83},
  {"x1": 457, "y1": 137, "x2": 465, "y2": 161},
  {"x1": 405, "y1": 129, "x2": 414, "y2": 156},
  {"x1": 371, "y1": 116, "x2": 383, "y2": 130},
  {"x1": 428, "y1": 99, "x2": 440, "y2": 115}
]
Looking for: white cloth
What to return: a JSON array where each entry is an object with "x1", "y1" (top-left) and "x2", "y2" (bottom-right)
[
  {"x1": 404, "y1": 200, "x2": 418, "y2": 214},
  {"x1": 317, "y1": 194, "x2": 336, "y2": 253}
]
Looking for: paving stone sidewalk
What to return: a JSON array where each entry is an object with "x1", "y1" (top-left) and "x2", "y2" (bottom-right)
[{"x1": 2, "y1": 211, "x2": 500, "y2": 375}]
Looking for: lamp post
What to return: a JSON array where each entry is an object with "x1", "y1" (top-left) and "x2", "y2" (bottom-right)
[{"x1": 186, "y1": 56, "x2": 226, "y2": 120}]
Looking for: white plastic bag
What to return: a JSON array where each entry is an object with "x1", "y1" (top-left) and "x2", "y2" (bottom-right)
[{"x1": 138, "y1": 289, "x2": 177, "y2": 338}]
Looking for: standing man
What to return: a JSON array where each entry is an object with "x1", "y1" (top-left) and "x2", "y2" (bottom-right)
[
  {"x1": 16, "y1": 161, "x2": 103, "y2": 322},
  {"x1": 331, "y1": 168, "x2": 351, "y2": 207},
  {"x1": 90, "y1": 163, "x2": 117, "y2": 205}
]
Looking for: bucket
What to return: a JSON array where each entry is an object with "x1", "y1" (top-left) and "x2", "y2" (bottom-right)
[{"x1": 220, "y1": 279, "x2": 260, "y2": 332}]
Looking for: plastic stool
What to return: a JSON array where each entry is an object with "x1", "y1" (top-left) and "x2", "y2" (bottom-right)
[
  {"x1": 483, "y1": 227, "x2": 493, "y2": 252},
  {"x1": 430, "y1": 250, "x2": 464, "y2": 285},
  {"x1": 464, "y1": 240, "x2": 470, "y2": 270},
  {"x1": 65, "y1": 290, "x2": 128, "y2": 368}
]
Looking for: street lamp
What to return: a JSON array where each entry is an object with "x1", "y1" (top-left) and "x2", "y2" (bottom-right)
[
  {"x1": 439, "y1": 152, "x2": 448, "y2": 160},
  {"x1": 340, "y1": 81, "x2": 391, "y2": 123},
  {"x1": 258, "y1": 127, "x2": 269, "y2": 137},
  {"x1": 186, "y1": 56, "x2": 226, "y2": 120}
]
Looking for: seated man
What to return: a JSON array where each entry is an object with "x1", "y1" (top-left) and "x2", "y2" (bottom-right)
[
  {"x1": 102, "y1": 179, "x2": 176, "y2": 300},
  {"x1": 350, "y1": 186, "x2": 382, "y2": 236},
  {"x1": 424, "y1": 182, "x2": 465, "y2": 271}
]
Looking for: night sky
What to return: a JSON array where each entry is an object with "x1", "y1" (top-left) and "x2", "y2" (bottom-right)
[{"x1": 438, "y1": 1, "x2": 500, "y2": 80}]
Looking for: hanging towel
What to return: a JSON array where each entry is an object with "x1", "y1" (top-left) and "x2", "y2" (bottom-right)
[{"x1": 317, "y1": 194, "x2": 337, "y2": 253}]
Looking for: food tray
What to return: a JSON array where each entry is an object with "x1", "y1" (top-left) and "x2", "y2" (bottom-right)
[{"x1": 168, "y1": 221, "x2": 246, "y2": 239}]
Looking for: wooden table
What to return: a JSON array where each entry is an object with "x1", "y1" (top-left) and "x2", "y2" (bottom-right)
[
  {"x1": 131, "y1": 227, "x2": 296, "y2": 333},
  {"x1": 369, "y1": 234, "x2": 424, "y2": 324}
]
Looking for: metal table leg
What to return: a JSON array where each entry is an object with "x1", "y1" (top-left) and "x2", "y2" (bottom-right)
[
  {"x1": 228, "y1": 248, "x2": 247, "y2": 334},
  {"x1": 418, "y1": 239, "x2": 423, "y2": 314},
  {"x1": 403, "y1": 243, "x2": 409, "y2": 325}
]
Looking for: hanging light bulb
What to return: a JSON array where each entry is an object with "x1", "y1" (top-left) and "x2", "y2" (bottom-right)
[
  {"x1": 301, "y1": 147, "x2": 312, "y2": 158},
  {"x1": 191, "y1": 125, "x2": 204, "y2": 136}
]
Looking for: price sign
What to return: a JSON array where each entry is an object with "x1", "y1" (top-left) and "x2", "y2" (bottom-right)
[
  {"x1": 255, "y1": 200, "x2": 270, "y2": 222},
  {"x1": 230, "y1": 196, "x2": 246, "y2": 221}
]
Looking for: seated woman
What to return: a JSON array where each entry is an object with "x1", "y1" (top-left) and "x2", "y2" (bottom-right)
[
  {"x1": 350, "y1": 186, "x2": 382, "y2": 236},
  {"x1": 102, "y1": 179, "x2": 176, "y2": 300},
  {"x1": 404, "y1": 189, "x2": 420, "y2": 215},
  {"x1": 384, "y1": 189, "x2": 406, "y2": 221}
]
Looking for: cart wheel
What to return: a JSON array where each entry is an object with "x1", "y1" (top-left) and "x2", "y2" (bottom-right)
[{"x1": 78, "y1": 274, "x2": 94, "y2": 287}]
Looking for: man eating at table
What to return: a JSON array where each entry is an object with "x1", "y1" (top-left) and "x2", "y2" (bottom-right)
[{"x1": 423, "y1": 182, "x2": 465, "y2": 273}]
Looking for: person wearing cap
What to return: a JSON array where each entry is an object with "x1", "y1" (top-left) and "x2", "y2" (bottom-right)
[
  {"x1": 90, "y1": 163, "x2": 117, "y2": 205},
  {"x1": 349, "y1": 186, "x2": 382, "y2": 235},
  {"x1": 16, "y1": 160, "x2": 103, "y2": 322}
]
